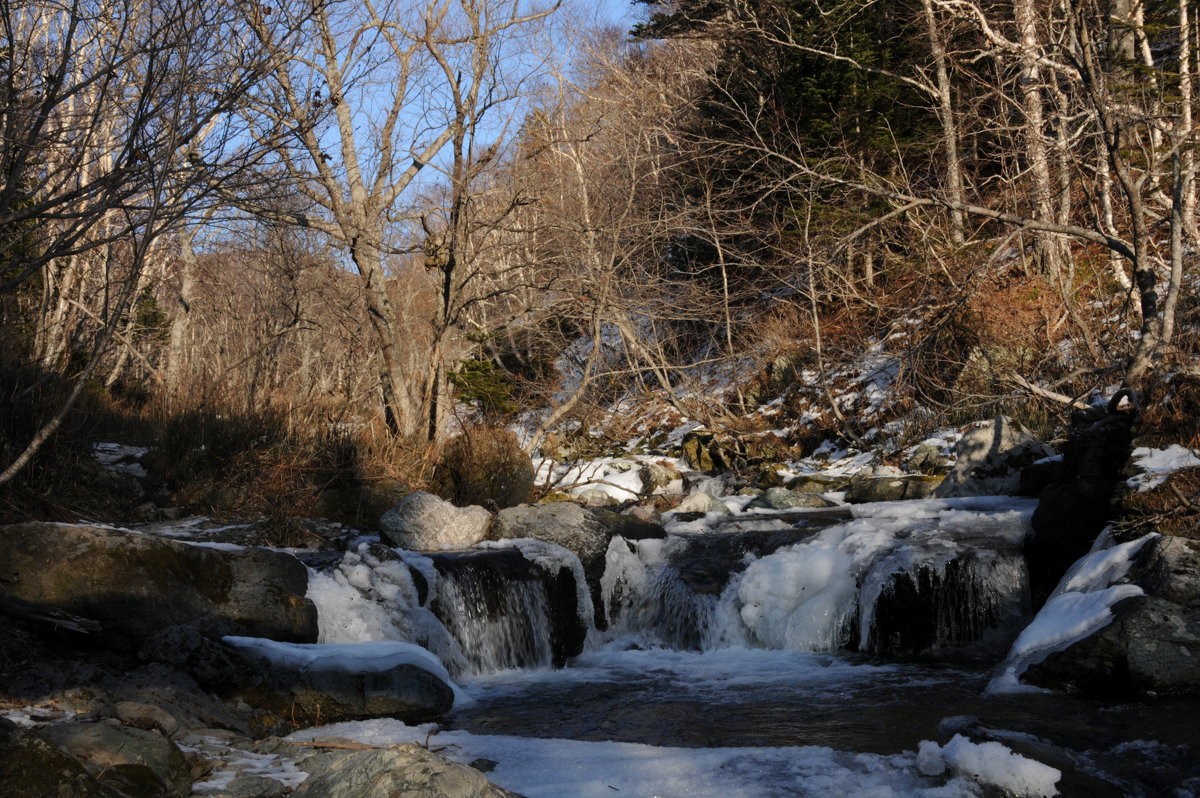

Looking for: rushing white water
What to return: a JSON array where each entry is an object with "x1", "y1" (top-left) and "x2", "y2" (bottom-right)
[{"x1": 599, "y1": 498, "x2": 1035, "y2": 656}]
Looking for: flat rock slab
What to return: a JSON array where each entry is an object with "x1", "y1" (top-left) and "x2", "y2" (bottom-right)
[{"x1": 0, "y1": 522, "x2": 317, "y2": 647}]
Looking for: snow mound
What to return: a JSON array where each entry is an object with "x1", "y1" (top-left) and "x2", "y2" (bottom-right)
[{"x1": 917, "y1": 734, "x2": 1060, "y2": 797}]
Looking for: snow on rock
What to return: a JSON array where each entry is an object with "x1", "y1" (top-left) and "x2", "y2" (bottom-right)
[
  {"x1": 1126, "y1": 444, "x2": 1200, "y2": 492},
  {"x1": 988, "y1": 533, "x2": 1157, "y2": 693},
  {"x1": 916, "y1": 734, "x2": 1061, "y2": 797},
  {"x1": 222, "y1": 637, "x2": 454, "y2": 685}
]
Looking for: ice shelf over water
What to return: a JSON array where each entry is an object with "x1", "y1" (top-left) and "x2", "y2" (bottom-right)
[{"x1": 289, "y1": 718, "x2": 1061, "y2": 798}]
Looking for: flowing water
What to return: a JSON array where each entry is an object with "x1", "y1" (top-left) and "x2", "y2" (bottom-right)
[{"x1": 305, "y1": 497, "x2": 1200, "y2": 797}]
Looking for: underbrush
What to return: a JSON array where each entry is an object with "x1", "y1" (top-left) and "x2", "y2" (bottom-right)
[{"x1": 0, "y1": 365, "x2": 155, "y2": 524}]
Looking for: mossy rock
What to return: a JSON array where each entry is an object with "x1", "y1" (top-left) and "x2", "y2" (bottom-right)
[{"x1": 431, "y1": 427, "x2": 534, "y2": 509}]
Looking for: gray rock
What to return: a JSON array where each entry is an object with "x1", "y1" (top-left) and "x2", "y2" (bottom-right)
[
  {"x1": 37, "y1": 722, "x2": 191, "y2": 798},
  {"x1": 673, "y1": 492, "x2": 733, "y2": 515},
  {"x1": 224, "y1": 774, "x2": 290, "y2": 798},
  {"x1": 1124, "y1": 535, "x2": 1200, "y2": 608},
  {"x1": 1023, "y1": 595, "x2": 1200, "y2": 698},
  {"x1": 845, "y1": 469, "x2": 943, "y2": 503},
  {"x1": 114, "y1": 701, "x2": 178, "y2": 737},
  {"x1": 639, "y1": 461, "x2": 681, "y2": 493},
  {"x1": 379, "y1": 492, "x2": 492, "y2": 551},
  {"x1": 291, "y1": 745, "x2": 521, "y2": 798},
  {"x1": 493, "y1": 502, "x2": 609, "y2": 554},
  {"x1": 577, "y1": 488, "x2": 619, "y2": 508},
  {"x1": 935, "y1": 416, "x2": 1056, "y2": 497},
  {"x1": 0, "y1": 523, "x2": 317, "y2": 647},
  {"x1": 0, "y1": 717, "x2": 119, "y2": 798},
  {"x1": 748, "y1": 487, "x2": 838, "y2": 510},
  {"x1": 786, "y1": 473, "x2": 852, "y2": 493}
]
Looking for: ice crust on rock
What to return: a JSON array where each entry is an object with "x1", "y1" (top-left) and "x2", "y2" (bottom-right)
[
  {"x1": 916, "y1": 734, "x2": 1061, "y2": 797},
  {"x1": 222, "y1": 637, "x2": 454, "y2": 684},
  {"x1": 988, "y1": 533, "x2": 1156, "y2": 693}
]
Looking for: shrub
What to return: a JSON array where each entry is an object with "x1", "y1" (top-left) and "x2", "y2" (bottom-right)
[{"x1": 430, "y1": 426, "x2": 534, "y2": 509}]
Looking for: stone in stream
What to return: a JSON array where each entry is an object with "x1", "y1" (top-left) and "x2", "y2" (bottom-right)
[
  {"x1": 1021, "y1": 535, "x2": 1200, "y2": 699},
  {"x1": 0, "y1": 522, "x2": 317, "y2": 648},
  {"x1": 379, "y1": 491, "x2": 493, "y2": 551},
  {"x1": 290, "y1": 745, "x2": 522, "y2": 798}
]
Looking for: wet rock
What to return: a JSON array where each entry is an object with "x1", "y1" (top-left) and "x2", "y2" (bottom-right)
[
  {"x1": 845, "y1": 468, "x2": 942, "y2": 503},
  {"x1": 0, "y1": 523, "x2": 317, "y2": 648},
  {"x1": 431, "y1": 547, "x2": 587, "y2": 667},
  {"x1": 0, "y1": 717, "x2": 119, "y2": 798},
  {"x1": 37, "y1": 721, "x2": 191, "y2": 798},
  {"x1": 747, "y1": 487, "x2": 838, "y2": 510},
  {"x1": 379, "y1": 492, "x2": 492, "y2": 551},
  {"x1": 863, "y1": 549, "x2": 1030, "y2": 657},
  {"x1": 290, "y1": 745, "x2": 521, "y2": 798},
  {"x1": 492, "y1": 502, "x2": 614, "y2": 631},
  {"x1": 934, "y1": 416, "x2": 1056, "y2": 498},
  {"x1": 250, "y1": 661, "x2": 454, "y2": 726},
  {"x1": 1028, "y1": 396, "x2": 1137, "y2": 606},
  {"x1": 590, "y1": 509, "x2": 667, "y2": 542}
]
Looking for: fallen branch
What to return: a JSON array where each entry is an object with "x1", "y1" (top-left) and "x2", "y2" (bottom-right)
[{"x1": 1007, "y1": 373, "x2": 1092, "y2": 410}]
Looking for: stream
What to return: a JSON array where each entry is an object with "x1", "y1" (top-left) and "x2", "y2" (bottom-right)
[{"x1": 297, "y1": 496, "x2": 1200, "y2": 797}]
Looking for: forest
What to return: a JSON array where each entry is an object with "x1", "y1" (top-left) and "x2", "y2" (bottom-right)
[
  {"x1": 1, "y1": 0, "x2": 1197, "y2": 515},
  {"x1": 4, "y1": 2, "x2": 1200, "y2": 796}
]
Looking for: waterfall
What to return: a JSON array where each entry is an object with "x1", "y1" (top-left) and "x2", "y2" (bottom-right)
[
  {"x1": 307, "y1": 539, "x2": 588, "y2": 678},
  {"x1": 308, "y1": 497, "x2": 1038, "y2": 677},
  {"x1": 599, "y1": 498, "x2": 1036, "y2": 657}
]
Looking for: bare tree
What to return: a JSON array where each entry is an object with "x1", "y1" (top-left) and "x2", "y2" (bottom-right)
[
  {"x1": 250, "y1": 0, "x2": 560, "y2": 440},
  {"x1": 0, "y1": 0, "x2": 307, "y2": 484}
]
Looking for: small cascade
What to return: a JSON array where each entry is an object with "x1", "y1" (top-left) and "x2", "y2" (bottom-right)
[
  {"x1": 430, "y1": 549, "x2": 555, "y2": 674},
  {"x1": 307, "y1": 539, "x2": 590, "y2": 678},
  {"x1": 600, "y1": 498, "x2": 1037, "y2": 658}
]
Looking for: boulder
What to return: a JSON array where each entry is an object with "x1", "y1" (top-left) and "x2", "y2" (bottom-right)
[
  {"x1": 37, "y1": 722, "x2": 191, "y2": 798},
  {"x1": 0, "y1": 523, "x2": 317, "y2": 647},
  {"x1": 291, "y1": 745, "x2": 520, "y2": 798},
  {"x1": 1022, "y1": 595, "x2": 1200, "y2": 698},
  {"x1": 845, "y1": 468, "x2": 943, "y2": 503},
  {"x1": 1124, "y1": 535, "x2": 1200, "y2": 607},
  {"x1": 934, "y1": 416, "x2": 1056, "y2": 498},
  {"x1": 0, "y1": 717, "x2": 119, "y2": 798},
  {"x1": 672, "y1": 492, "x2": 733, "y2": 516},
  {"x1": 492, "y1": 502, "x2": 610, "y2": 562},
  {"x1": 379, "y1": 492, "x2": 492, "y2": 551},
  {"x1": 747, "y1": 487, "x2": 838, "y2": 510},
  {"x1": 226, "y1": 639, "x2": 455, "y2": 725}
]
